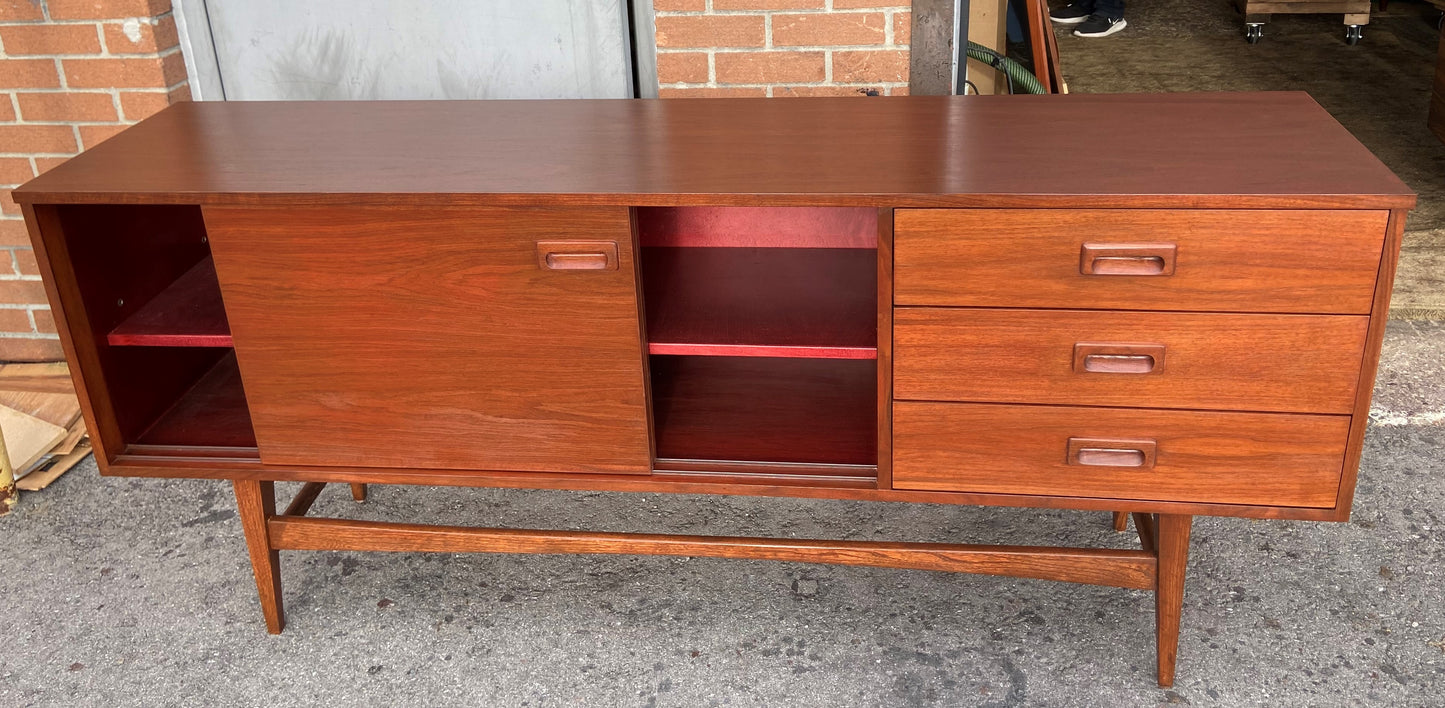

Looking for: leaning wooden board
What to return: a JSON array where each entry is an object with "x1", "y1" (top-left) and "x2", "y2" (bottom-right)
[{"x1": 13, "y1": 94, "x2": 1414, "y2": 687}]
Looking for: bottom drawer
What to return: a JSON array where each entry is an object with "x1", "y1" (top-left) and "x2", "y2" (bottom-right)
[{"x1": 892, "y1": 402, "x2": 1351, "y2": 508}]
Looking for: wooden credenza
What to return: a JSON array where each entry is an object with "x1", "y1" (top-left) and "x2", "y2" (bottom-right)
[{"x1": 14, "y1": 93, "x2": 1414, "y2": 687}]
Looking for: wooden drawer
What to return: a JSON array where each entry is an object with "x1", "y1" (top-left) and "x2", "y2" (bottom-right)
[
  {"x1": 893, "y1": 308, "x2": 1368, "y2": 414},
  {"x1": 892, "y1": 402, "x2": 1350, "y2": 508},
  {"x1": 894, "y1": 209, "x2": 1386, "y2": 313}
]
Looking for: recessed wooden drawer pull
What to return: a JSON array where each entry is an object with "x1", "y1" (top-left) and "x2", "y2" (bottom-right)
[
  {"x1": 1080, "y1": 243, "x2": 1177, "y2": 276},
  {"x1": 1072, "y1": 342, "x2": 1166, "y2": 374},
  {"x1": 1067, "y1": 437, "x2": 1157, "y2": 468},
  {"x1": 536, "y1": 240, "x2": 619, "y2": 271}
]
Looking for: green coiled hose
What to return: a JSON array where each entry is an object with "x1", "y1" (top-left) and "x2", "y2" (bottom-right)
[{"x1": 965, "y1": 40, "x2": 1047, "y2": 95}]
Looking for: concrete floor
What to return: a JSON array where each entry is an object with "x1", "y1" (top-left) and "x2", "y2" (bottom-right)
[
  {"x1": 0, "y1": 321, "x2": 1440, "y2": 707},
  {"x1": 4, "y1": 4, "x2": 1445, "y2": 707}
]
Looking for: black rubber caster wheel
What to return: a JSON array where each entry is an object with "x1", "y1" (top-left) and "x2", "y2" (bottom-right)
[
  {"x1": 1245, "y1": 24, "x2": 1263, "y2": 43},
  {"x1": 1345, "y1": 25, "x2": 1363, "y2": 45}
]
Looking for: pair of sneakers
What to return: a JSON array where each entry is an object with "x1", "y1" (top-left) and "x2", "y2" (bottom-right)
[{"x1": 1051, "y1": 3, "x2": 1127, "y2": 38}]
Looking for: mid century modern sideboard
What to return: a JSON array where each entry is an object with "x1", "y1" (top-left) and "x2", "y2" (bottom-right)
[{"x1": 14, "y1": 93, "x2": 1414, "y2": 687}]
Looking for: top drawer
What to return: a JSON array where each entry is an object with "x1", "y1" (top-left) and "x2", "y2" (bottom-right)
[{"x1": 894, "y1": 209, "x2": 1387, "y2": 314}]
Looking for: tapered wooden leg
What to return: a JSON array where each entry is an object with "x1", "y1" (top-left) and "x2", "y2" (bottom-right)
[
  {"x1": 1112, "y1": 511, "x2": 1128, "y2": 531},
  {"x1": 349, "y1": 483, "x2": 368, "y2": 502},
  {"x1": 233, "y1": 479, "x2": 285, "y2": 634},
  {"x1": 1131, "y1": 512, "x2": 1157, "y2": 553},
  {"x1": 1155, "y1": 514, "x2": 1192, "y2": 687}
]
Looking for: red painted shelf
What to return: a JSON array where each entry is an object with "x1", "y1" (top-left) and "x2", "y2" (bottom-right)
[
  {"x1": 135, "y1": 351, "x2": 255, "y2": 449},
  {"x1": 108, "y1": 256, "x2": 233, "y2": 347},
  {"x1": 650, "y1": 355, "x2": 876, "y2": 466},
  {"x1": 642, "y1": 247, "x2": 876, "y2": 359}
]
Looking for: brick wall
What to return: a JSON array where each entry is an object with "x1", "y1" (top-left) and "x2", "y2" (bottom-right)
[
  {"x1": 655, "y1": 0, "x2": 911, "y2": 98},
  {"x1": 0, "y1": 0, "x2": 189, "y2": 361}
]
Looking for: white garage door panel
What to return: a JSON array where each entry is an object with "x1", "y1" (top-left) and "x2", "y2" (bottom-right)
[{"x1": 198, "y1": 0, "x2": 633, "y2": 100}]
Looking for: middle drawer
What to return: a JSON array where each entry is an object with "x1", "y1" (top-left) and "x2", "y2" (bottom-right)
[{"x1": 893, "y1": 308, "x2": 1369, "y2": 414}]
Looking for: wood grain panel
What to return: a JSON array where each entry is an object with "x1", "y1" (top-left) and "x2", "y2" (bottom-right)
[
  {"x1": 894, "y1": 209, "x2": 1387, "y2": 313},
  {"x1": 204, "y1": 206, "x2": 652, "y2": 474},
  {"x1": 110, "y1": 451, "x2": 1346, "y2": 521},
  {"x1": 892, "y1": 402, "x2": 1350, "y2": 507},
  {"x1": 12, "y1": 94, "x2": 1415, "y2": 211},
  {"x1": 268, "y1": 516, "x2": 1158, "y2": 590},
  {"x1": 894, "y1": 308, "x2": 1368, "y2": 414},
  {"x1": 1334, "y1": 208, "x2": 1408, "y2": 517},
  {"x1": 1242, "y1": 1, "x2": 1368, "y2": 12}
]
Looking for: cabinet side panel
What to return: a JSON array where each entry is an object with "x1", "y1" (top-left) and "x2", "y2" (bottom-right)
[
  {"x1": 1334, "y1": 208, "x2": 1409, "y2": 518},
  {"x1": 22, "y1": 204, "x2": 123, "y2": 465}
]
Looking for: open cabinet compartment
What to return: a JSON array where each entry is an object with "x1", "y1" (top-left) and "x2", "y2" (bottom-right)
[
  {"x1": 638, "y1": 207, "x2": 880, "y2": 475},
  {"x1": 51, "y1": 204, "x2": 255, "y2": 456}
]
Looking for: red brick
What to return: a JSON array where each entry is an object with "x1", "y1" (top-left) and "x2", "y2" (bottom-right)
[
  {"x1": 0, "y1": 307, "x2": 31, "y2": 332},
  {"x1": 656, "y1": 15, "x2": 765, "y2": 49},
  {"x1": 13, "y1": 246, "x2": 37, "y2": 275},
  {"x1": 833, "y1": 0, "x2": 906, "y2": 7},
  {"x1": 894, "y1": 11, "x2": 911, "y2": 45},
  {"x1": 656, "y1": 52, "x2": 709, "y2": 85},
  {"x1": 103, "y1": 15, "x2": 179, "y2": 54},
  {"x1": 832, "y1": 49, "x2": 908, "y2": 83},
  {"x1": 659, "y1": 87, "x2": 767, "y2": 98},
  {"x1": 16, "y1": 91, "x2": 116, "y2": 122},
  {"x1": 34, "y1": 157, "x2": 70, "y2": 174},
  {"x1": 79, "y1": 123, "x2": 127, "y2": 149},
  {"x1": 653, "y1": 0, "x2": 706, "y2": 9},
  {"x1": 32, "y1": 307, "x2": 54, "y2": 333},
  {"x1": 0, "y1": 157, "x2": 33, "y2": 185},
  {"x1": 45, "y1": 0, "x2": 171, "y2": 20},
  {"x1": 774, "y1": 85, "x2": 882, "y2": 97},
  {"x1": 889, "y1": 85, "x2": 910, "y2": 96},
  {"x1": 715, "y1": 51, "x2": 825, "y2": 84},
  {"x1": 118, "y1": 90, "x2": 168, "y2": 121},
  {"x1": 714, "y1": 0, "x2": 823, "y2": 8},
  {"x1": 0, "y1": 124, "x2": 76, "y2": 153},
  {"x1": 773, "y1": 13, "x2": 887, "y2": 47},
  {"x1": 0, "y1": 336, "x2": 63, "y2": 361},
  {"x1": 0, "y1": 188, "x2": 17, "y2": 215},
  {"x1": 0, "y1": 24, "x2": 102, "y2": 55},
  {"x1": 0, "y1": 93, "x2": 13, "y2": 121},
  {"x1": 63, "y1": 53, "x2": 187, "y2": 89},
  {"x1": 168, "y1": 83, "x2": 191, "y2": 102},
  {"x1": 0, "y1": 217, "x2": 30, "y2": 246},
  {"x1": 0, "y1": 278, "x2": 46, "y2": 305},
  {"x1": 0, "y1": 0, "x2": 45, "y2": 22},
  {"x1": 0, "y1": 59, "x2": 61, "y2": 89}
]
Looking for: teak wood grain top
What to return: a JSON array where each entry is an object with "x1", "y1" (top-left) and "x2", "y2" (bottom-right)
[{"x1": 13, "y1": 93, "x2": 1414, "y2": 209}]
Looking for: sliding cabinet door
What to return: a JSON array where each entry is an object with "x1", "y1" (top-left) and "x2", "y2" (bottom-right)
[{"x1": 205, "y1": 206, "x2": 652, "y2": 474}]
